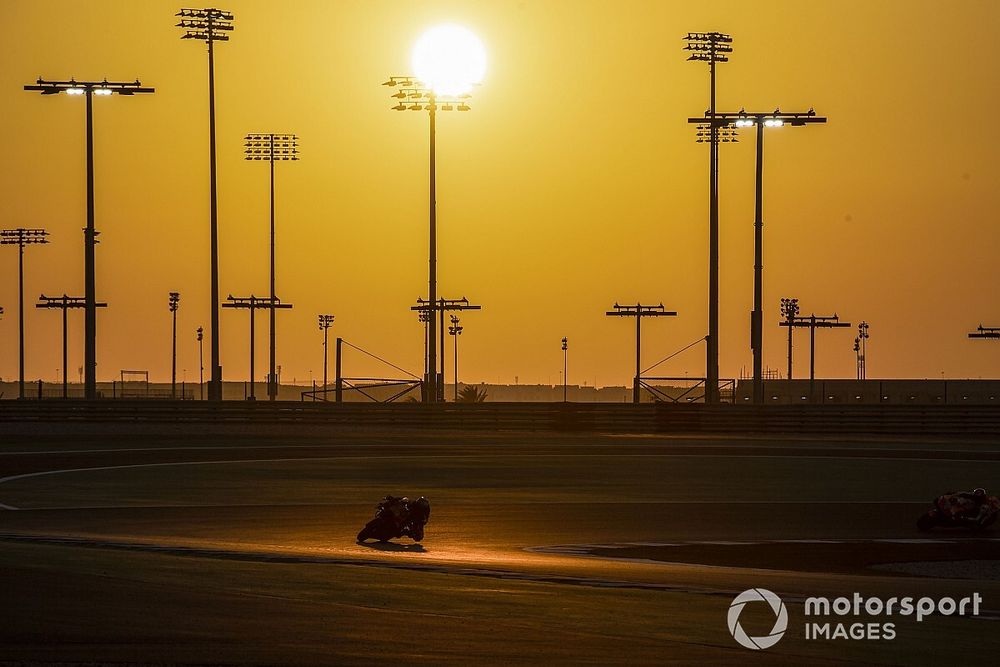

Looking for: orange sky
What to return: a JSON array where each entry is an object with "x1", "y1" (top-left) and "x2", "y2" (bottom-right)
[{"x1": 2, "y1": 0, "x2": 999, "y2": 387}]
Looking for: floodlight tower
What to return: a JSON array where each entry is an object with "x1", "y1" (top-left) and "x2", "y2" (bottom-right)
[
  {"x1": 245, "y1": 133, "x2": 298, "y2": 401},
  {"x1": 169, "y1": 292, "x2": 180, "y2": 398},
  {"x1": 780, "y1": 298, "x2": 800, "y2": 379},
  {"x1": 384, "y1": 76, "x2": 472, "y2": 402},
  {"x1": 318, "y1": 314, "x2": 335, "y2": 393},
  {"x1": 684, "y1": 31, "x2": 732, "y2": 404},
  {"x1": 1, "y1": 228, "x2": 49, "y2": 398},
  {"x1": 691, "y1": 109, "x2": 828, "y2": 403},
  {"x1": 196, "y1": 326, "x2": 204, "y2": 399},
  {"x1": 448, "y1": 315, "x2": 463, "y2": 401},
  {"x1": 606, "y1": 303, "x2": 678, "y2": 403},
  {"x1": 24, "y1": 78, "x2": 154, "y2": 399},
  {"x1": 177, "y1": 7, "x2": 234, "y2": 401},
  {"x1": 561, "y1": 337, "x2": 569, "y2": 402}
]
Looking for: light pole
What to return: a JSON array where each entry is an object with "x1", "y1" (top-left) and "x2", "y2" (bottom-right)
[
  {"x1": 222, "y1": 295, "x2": 291, "y2": 401},
  {"x1": 449, "y1": 315, "x2": 463, "y2": 401},
  {"x1": 857, "y1": 321, "x2": 869, "y2": 380},
  {"x1": 24, "y1": 79, "x2": 154, "y2": 400},
  {"x1": 319, "y1": 314, "x2": 334, "y2": 394},
  {"x1": 1, "y1": 228, "x2": 49, "y2": 398},
  {"x1": 780, "y1": 298, "x2": 800, "y2": 380},
  {"x1": 779, "y1": 307, "x2": 851, "y2": 399},
  {"x1": 169, "y1": 292, "x2": 180, "y2": 399},
  {"x1": 245, "y1": 133, "x2": 298, "y2": 401},
  {"x1": 36, "y1": 295, "x2": 103, "y2": 398},
  {"x1": 693, "y1": 109, "x2": 828, "y2": 404},
  {"x1": 196, "y1": 326, "x2": 204, "y2": 399},
  {"x1": 177, "y1": 7, "x2": 234, "y2": 402},
  {"x1": 384, "y1": 77, "x2": 473, "y2": 402},
  {"x1": 606, "y1": 303, "x2": 678, "y2": 404},
  {"x1": 561, "y1": 337, "x2": 568, "y2": 402},
  {"x1": 685, "y1": 31, "x2": 732, "y2": 404}
]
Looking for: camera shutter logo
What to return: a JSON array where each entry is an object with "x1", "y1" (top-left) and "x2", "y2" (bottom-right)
[{"x1": 727, "y1": 588, "x2": 788, "y2": 650}]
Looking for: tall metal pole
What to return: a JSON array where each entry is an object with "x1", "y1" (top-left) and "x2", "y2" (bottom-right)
[
  {"x1": 322, "y1": 323, "x2": 328, "y2": 391},
  {"x1": 17, "y1": 241, "x2": 25, "y2": 399},
  {"x1": 61, "y1": 296, "x2": 68, "y2": 398},
  {"x1": 706, "y1": 59, "x2": 719, "y2": 404},
  {"x1": 268, "y1": 134, "x2": 276, "y2": 401},
  {"x1": 207, "y1": 28, "x2": 222, "y2": 401},
  {"x1": 171, "y1": 305, "x2": 178, "y2": 398},
  {"x1": 562, "y1": 338, "x2": 568, "y2": 403},
  {"x1": 752, "y1": 121, "x2": 764, "y2": 404},
  {"x1": 84, "y1": 89, "x2": 97, "y2": 400},
  {"x1": 634, "y1": 315, "x2": 642, "y2": 404},
  {"x1": 248, "y1": 296, "x2": 255, "y2": 400},
  {"x1": 198, "y1": 327, "x2": 204, "y2": 399},
  {"x1": 809, "y1": 315, "x2": 817, "y2": 395},
  {"x1": 428, "y1": 94, "x2": 438, "y2": 403},
  {"x1": 335, "y1": 336, "x2": 343, "y2": 403},
  {"x1": 454, "y1": 325, "x2": 459, "y2": 402},
  {"x1": 439, "y1": 299, "x2": 445, "y2": 402},
  {"x1": 787, "y1": 320, "x2": 793, "y2": 380}
]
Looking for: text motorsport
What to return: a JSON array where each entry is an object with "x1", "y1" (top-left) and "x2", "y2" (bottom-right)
[{"x1": 728, "y1": 589, "x2": 984, "y2": 649}]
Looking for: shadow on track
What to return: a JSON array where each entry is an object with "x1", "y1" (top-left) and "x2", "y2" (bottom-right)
[{"x1": 358, "y1": 541, "x2": 427, "y2": 553}]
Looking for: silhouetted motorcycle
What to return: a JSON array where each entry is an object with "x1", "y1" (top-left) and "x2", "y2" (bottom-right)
[
  {"x1": 917, "y1": 492, "x2": 999, "y2": 531},
  {"x1": 356, "y1": 495, "x2": 431, "y2": 543}
]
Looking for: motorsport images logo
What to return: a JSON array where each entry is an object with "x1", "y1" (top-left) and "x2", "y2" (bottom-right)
[{"x1": 727, "y1": 588, "x2": 788, "y2": 650}]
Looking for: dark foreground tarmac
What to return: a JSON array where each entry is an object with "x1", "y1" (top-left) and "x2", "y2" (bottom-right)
[{"x1": 1, "y1": 431, "x2": 999, "y2": 665}]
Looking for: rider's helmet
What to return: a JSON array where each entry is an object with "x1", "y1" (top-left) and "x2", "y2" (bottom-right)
[
  {"x1": 413, "y1": 496, "x2": 431, "y2": 521},
  {"x1": 973, "y1": 488, "x2": 988, "y2": 499}
]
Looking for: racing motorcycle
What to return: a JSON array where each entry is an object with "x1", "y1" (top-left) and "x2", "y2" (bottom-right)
[
  {"x1": 917, "y1": 491, "x2": 999, "y2": 531},
  {"x1": 357, "y1": 495, "x2": 431, "y2": 543}
]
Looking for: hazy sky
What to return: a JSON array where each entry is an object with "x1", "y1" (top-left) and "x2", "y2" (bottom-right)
[{"x1": 2, "y1": 0, "x2": 999, "y2": 387}]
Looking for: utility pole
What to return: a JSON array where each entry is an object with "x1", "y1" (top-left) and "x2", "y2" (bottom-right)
[
  {"x1": 779, "y1": 308, "x2": 851, "y2": 399},
  {"x1": 222, "y1": 294, "x2": 291, "y2": 401},
  {"x1": 36, "y1": 294, "x2": 104, "y2": 398},
  {"x1": 169, "y1": 292, "x2": 180, "y2": 398},
  {"x1": 685, "y1": 31, "x2": 732, "y2": 404},
  {"x1": 449, "y1": 315, "x2": 463, "y2": 401},
  {"x1": 245, "y1": 133, "x2": 298, "y2": 401},
  {"x1": 1, "y1": 228, "x2": 49, "y2": 398},
  {"x1": 319, "y1": 314, "x2": 335, "y2": 396},
  {"x1": 606, "y1": 303, "x2": 678, "y2": 403},
  {"x1": 177, "y1": 7, "x2": 234, "y2": 401}
]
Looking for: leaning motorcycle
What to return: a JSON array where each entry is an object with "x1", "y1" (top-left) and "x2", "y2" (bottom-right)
[
  {"x1": 357, "y1": 496, "x2": 431, "y2": 543},
  {"x1": 917, "y1": 493, "x2": 999, "y2": 531}
]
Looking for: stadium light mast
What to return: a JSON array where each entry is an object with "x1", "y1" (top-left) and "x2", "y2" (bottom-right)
[
  {"x1": 318, "y1": 314, "x2": 335, "y2": 394},
  {"x1": 177, "y1": 7, "x2": 234, "y2": 401},
  {"x1": 780, "y1": 298, "x2": 800, "y2": 379},
  {"x1": 561, "y1": 337, "x2": 569, "y2": 402},
  {"x1": 384, "y1": 76, "x2": 474, "y2": 402},
  {"x1": 606, "y1": 303, "x2": 678, "y2": 404},
  {"x1": 196, "y1": 326, "x2": 204, "y2": 399},
  {"x1": 169, "y1": 292, "x2": 180, "y2": 398},
  {"x1": 857, "y1": 321, "x2": 869, "y2": 380},
  {"x1": 685, "y1": 31, "x2": 732, "y2": 404},
  {"x1": 1, "y1": 228, "x2": 49, "y2": 398},
  {"x1": 691, "y1": 109, "x2": 828, "y2": 404},
  {"x1": 448, "y1": 315, "x2": 463, "y2": 402},
  {"x1": 245, "y1": 133, "x2": 298, "y2": 401},
  {"x1": 24, "y1": 78, "x2": 154, "y2": 400}
]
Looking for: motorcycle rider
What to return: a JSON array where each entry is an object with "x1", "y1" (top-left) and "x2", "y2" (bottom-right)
[{"x1": 956, "y1": 488, "x2": 991, "y2": 523}]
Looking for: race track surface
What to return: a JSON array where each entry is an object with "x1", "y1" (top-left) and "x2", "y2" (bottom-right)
[{"x1": 1, "y1": 431, "x2": 999, "y2": 665}]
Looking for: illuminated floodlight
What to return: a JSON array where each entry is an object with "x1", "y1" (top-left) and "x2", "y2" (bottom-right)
[{"x1": 412, "y1": 25, "x2": 486, "y2": 96}]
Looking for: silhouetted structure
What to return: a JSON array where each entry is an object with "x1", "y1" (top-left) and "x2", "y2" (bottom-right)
[
  {"x1": 411, "y1": 297, "x2": 481, "y2": 401},
  {"x1": 1, "y1": 228, "x2": 49, "y2": 398},
  {"x1": 779, "y1": 308, "x2": 851, "y2": 394},
  {"x1": 857, "y1": 321, "x2": 870, "y2": 380},
  {"x1": 168, "y1": 292, "x2": 180, "y2": 399},
  {"x1": 177, "y1": 7, "x2": 234, "y2": 401},
  {"x1": 222, "y1": 294, "x2": 290, "y2": 400},
  {"x1": 691, "y1": 110, "x2": 828, "y2": 404},
  {"x1": 969, "y1": 326, "x2": 1000, "y2": 340},
  {"x1": 36, "y1": 294, "x2": 105, "y2": 398},
  {"x1": 449, "y1": 315, "x2": 463, "y2": 402},
  {"x1": 384, "y1": 76, "x2": 472, "y2": 402},
  {"x1": 685, "y1": 31, "x2": 732, "y2": 404},
  {"x1": 196, "y1": 326, "x2": 204, "y2": 399},
  {"x1": 318, "y1": 314, "x2": 335, "y2": 393},
  {"x1": 606, "y1": 303, "x2": 677, "y2": 403},
  {"x1": 561, "y1": 337, "x2": 569, "y2": 402},
  {"x1": 245, "y1": 133, "x2": 298, "y2": 401},
  {"x1": 24, "y1": 78, "x2": 153, "y2": 399}
]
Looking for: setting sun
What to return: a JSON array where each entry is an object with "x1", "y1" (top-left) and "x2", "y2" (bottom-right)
[{"x1": 411, "y1": 24, "x2": 486, "y2": 97}]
